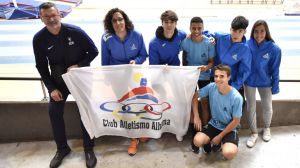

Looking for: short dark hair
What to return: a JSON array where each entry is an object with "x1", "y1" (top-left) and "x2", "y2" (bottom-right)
[
  {"x1": 231, "y1": 16, "x2": 248, "y2": 30},
  {"x1": 103, "y1": 8, "x2": 134, "y2": 34},
  {"x1": 39, "y1": 2, "x2": 57, "y2": 12},
  {"x1": 214, "y1": 64, "x2": 231, "y2": 77},
  {"x1": 190, "y1": 16, "x2": 203, "y2": 25},
  {"x1": 160, "y1": 10, "x2": 178, "y2": 22},
  {"x1": 250, "y1": 20, "x2": 274, "y2": 42}
]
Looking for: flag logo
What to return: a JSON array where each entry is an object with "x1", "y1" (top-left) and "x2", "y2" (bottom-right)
[{"x1": 100, "y1": 73, "x2": 171, "y2": 121}]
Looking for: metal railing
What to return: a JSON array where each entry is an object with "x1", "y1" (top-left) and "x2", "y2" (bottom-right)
[
  {"x1": 211, "y1": 0, "x2": 284, "y2": 4},
  {"x1": 0, "y1": 77, "x2": 48, "y2": 101},
  {"x1": 0, "y1": 77, "x2": 299, "y2": 102},
  {"x1": 280, "y1": 80, "x2": 300, "y2": 82}
]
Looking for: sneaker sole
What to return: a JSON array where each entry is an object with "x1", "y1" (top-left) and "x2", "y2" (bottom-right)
[
  {"x1": 246, "y1": 143, "x2": 255, "y2": 148},
  {"x1": 128, "y1": 153, "x2": 136, "y2": 156}
]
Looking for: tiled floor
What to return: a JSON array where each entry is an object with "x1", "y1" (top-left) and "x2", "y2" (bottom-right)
[{"x1": 1, "y1": 125, "x2": 300, "y2": 168}]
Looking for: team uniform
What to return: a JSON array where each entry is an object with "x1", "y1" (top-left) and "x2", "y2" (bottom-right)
[
  {"x1": 149, "y1": 26, "x2": 186, "y2": 65},
  {"x1": 245, "y1": 38, "x2": 281, "y2": 94},
  {"x1": 205, "y1": 31, "x2": 251, "y2": 90},
  {"x1": 244, "y1": 38, "x2": 281, "y2": 133},
  {"x1": 101, "y1": 30, "x2": 148, "y2": 65},
  {"x1": 199, "y1": 83, "x2": 243, "y2": 145},
  {"x1": 180, "y1": 36, "x2": 215, "y2": 87}
]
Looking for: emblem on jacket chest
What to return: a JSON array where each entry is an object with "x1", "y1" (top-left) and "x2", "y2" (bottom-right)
[{"x1": 68, "y1": 37, "x2": 75, "y2": 45}]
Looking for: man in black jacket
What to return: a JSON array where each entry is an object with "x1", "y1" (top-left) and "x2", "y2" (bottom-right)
[{"x1": 33, "y1": 2, "x2": 98, "y2": 168}]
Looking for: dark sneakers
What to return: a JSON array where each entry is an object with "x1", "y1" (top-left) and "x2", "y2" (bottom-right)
[
  {"x1": 211, "y1": 143, "x2": 222, "y2": 152},
  {"x1": 50, "y1": 148, "x2": 71, "y2": 168},
  {"x1": 203, "y1": 144, "x2": 211, "y2": 154},
  {"x1": 191, "y1": 142, "x2": 200, "y2": 154},
  {"x1": 203, "y1": 143, "x2": 221, "y2": 154},
  {"x1": 85, "y1": 149, "x2": 97, "y2": 168}
]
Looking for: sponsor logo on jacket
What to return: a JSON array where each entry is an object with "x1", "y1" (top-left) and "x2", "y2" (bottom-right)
[
  {"x1": 68, "y1": 37, "x2": 74, "y2": 46},
  {"x1": 262, "y1": 53, "x2": 269, "y2": 60},
  {"x1": 47, "y1": 45, "x2": 54, "y2": 50},
  {"x1": 232, "y1": 54, "x2": 238, "y2": 61},
  {"x1": 130, "y1": 44, "x2": 137, "y2": 50}
]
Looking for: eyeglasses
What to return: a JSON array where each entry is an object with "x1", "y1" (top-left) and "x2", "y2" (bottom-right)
[
  {"x1": 112, "y1": 17, "x2": 124, "y2": 24},
  {"x1": 41, "y1": 14, "x2": 60, "y2": 19}
]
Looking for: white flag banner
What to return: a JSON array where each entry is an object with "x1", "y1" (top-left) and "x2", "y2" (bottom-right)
[{"x1": 62, "y1": 65, "x2": 199, "y2": 141}]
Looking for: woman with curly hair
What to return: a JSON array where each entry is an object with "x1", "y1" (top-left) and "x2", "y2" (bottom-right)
[
  {"x1": 101, "y1": 8, "x2": 148, "y2": 156},
  {"x1": 101, "y1": 8, "x2": 148, "y2": 65}
]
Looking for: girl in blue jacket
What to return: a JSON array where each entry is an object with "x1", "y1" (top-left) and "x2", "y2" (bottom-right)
[
  {"x1": 245, "y1": 20, "x2": 281, "y2": 148},
  {"x1": 101, "y1": 8, "x2": 148, "y2": 156}
]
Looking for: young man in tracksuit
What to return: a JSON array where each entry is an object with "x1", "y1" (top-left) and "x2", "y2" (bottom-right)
[
  {"x1": 149, "y1": 10, "x2": 186, "y2": 66},
  {"x1": 208, "y1": 16, "x2": 251, "y2": 91}
]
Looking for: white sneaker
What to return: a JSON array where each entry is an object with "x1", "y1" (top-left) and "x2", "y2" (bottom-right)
[
  {"x1": 246, "y1": 133, "x2": 258, "y2": 148},
  {"x1": 263, "y1": 128, "x2": 271, "y2": 142}
]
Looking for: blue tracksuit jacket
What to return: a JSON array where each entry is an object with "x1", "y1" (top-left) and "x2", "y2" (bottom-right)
[
  {"x1": 101, "y1": 30, "x2": 148, "y2": 65},
  {"x1": 149, "y1": 27, "x2": 186, "y2": 65},
  {"x1": 245, "y1": 38, "x2": 281, "y2": 94},
  {"x1": 212, "y1": 32, "x2": 252, "y2": 90}
]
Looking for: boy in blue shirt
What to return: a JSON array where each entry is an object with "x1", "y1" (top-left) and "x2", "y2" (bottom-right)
[
  {"x1": 181, "y1": 16, "x2": 215, "y2": 153},
  {"x1": 193, "y1": 64, "x2": 243, "y2": 160}
]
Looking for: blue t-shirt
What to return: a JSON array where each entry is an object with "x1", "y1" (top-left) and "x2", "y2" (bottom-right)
[
  {"x1": 199, "y1": 83, "x2": 243, "y2": 131},
  {"x1": 180, "y1": 36, "x2": 215, "y2": 80}
]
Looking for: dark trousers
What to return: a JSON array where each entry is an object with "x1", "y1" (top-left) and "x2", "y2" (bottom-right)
[{"x1": 48, "y1": 89, "x2": 94, "y2": 151}]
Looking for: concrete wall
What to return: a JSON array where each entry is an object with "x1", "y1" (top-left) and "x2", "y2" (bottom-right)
[
  {"x1": 0, "y1": 100, "x2": 299, "y2": 142},
  {"x1": 240, "y1": 100, "x2": 300, "y2": 128},
  {"x1": 0, "y1": 102, "x2": 82, "y2": 142}
]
